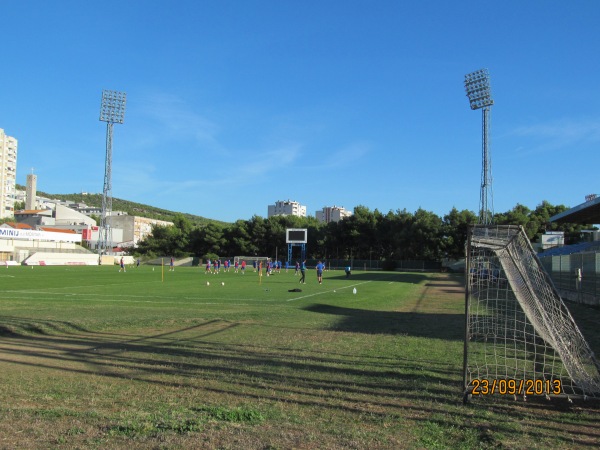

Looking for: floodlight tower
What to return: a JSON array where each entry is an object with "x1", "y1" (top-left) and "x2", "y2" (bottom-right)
[
  {"x1": 98, "y1": 89, "x2": 127, "y2": 257},
  {"x1": 465, "y1": 69, "x2": 494, "y2": 225}
]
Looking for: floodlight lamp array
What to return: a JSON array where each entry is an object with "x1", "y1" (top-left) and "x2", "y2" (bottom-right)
[
  {"x1": 465, "y1": 69, "x2": 493, "y2": 110},
  {"x1": 99, "y1": 90, "x2": 127, "y2": 124}
]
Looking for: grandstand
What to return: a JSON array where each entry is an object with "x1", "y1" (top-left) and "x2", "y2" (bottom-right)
[
  {"x1": 538, "y1": 197, "x2": 600, "y2": 306},
  {"x1": 0, "y1": 223, "x2": 96, "y2": 266},
  {"x1": 549, "y1": 194, "x2": 600, "y2": 225}
]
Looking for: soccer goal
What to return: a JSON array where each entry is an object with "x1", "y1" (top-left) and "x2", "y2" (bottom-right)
[
  {"x1": 463, "y1": 225, "x2": 600, "y2": 402},
  {"x1": 233, "y1": 256, "x2": 270, "y2": 267}
]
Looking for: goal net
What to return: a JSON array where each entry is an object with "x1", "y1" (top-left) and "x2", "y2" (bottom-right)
[
  {"x1": 233, "y1": 256, "x2": 271, "y2": 269},
  {"x1": 464, "y1": 225, "x2": 600, "y2": 402}
]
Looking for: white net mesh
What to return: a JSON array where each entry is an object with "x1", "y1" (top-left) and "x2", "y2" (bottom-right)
[
  {"x1": 233, "y1": 256, "x2": 270, "y2": 267},
  {"x1": 464, "y1": 225, "x2": 600, "y2": 401}
]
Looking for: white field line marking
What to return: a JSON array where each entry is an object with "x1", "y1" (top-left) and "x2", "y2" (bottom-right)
[
  {"x1": 2, "y1": 291, "x2": 275, "y2": 303},
  {"x1": 286, "y1": 280, "x2": 373, "y2": 302},
  {"x1": 5, "y1": 278, "x2": 381, "y2": 305},
  {"x1": 2, "y1": 289, "x2": 293, "y2": 306},
  {"x1": 0, "y1": 293, "x2": 257, "y2": 307},
  {"x1": 10, "y1": 280, "x2": 166, "y2": 292}
]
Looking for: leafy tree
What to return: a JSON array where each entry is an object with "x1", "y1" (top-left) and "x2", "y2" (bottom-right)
[
  {"x1": 136, "y1": 224, "x2": 173, "y2": 256},
  {"x1": 409, "y1": 208, "x2": 444, "y2": 260},
  {"x1": 443, "y1": 208, "x2": 477, "y2": 259},
  {"x1": 189, "y1": 222, "x2": 226, "y2": 258},
  {"x1": 222, "y1": 220, "x2": 256, "y2": 256}
]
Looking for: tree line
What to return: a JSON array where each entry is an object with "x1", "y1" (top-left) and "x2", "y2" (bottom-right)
[{"x1": 134, "y1": 201, "x2": 591, "y2": 262}]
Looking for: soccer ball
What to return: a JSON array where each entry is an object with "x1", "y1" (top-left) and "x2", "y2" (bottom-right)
[
  {"x1": 206, "y1": 281, "x2": 210, "y2": 286},
  {"x1": 221, "y1": 282, "x2": 225, "y2": 286}
]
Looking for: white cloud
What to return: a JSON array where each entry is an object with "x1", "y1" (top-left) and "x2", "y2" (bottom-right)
[
  {"x1": 131, "y1": 92, "x2": 222, "y2": 152},
  {"x1": 508, "y1": 117, "x2": 600, "y2": 156}
]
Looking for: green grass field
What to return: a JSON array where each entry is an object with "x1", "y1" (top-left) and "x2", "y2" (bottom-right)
[{"x1": 0, "y1": 265, "x2": 599, "y2": 449}]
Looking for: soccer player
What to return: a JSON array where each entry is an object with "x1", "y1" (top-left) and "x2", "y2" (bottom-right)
[
  {"x1": 169, "y1": 257, "x2": 174, "y2": 272},
  {"x1": 299, "y1": 260, "x2": 306, "y2": 284},
  {"x1": 241, "y1": 260, "x2": 246, "y2": 274},
  {"x1": 119, "y1": 257, "x2": 126, "y2": 273},
  {"x1": 205, "y1": 259, "x2": 212, "y2": 274},
  {"x1": 316, "y1": 260, "x2": 324, "y2": 284},
  {"x1": 295, "y1": 261, "x2": 300, "y2": 276},
  {"x1": 234, "y1": 260, "x2": 239, "y2": 273}
]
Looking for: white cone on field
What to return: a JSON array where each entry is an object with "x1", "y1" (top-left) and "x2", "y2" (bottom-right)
[{"x1": 353, "y1": 288, "x2": 357, "y2": 294}]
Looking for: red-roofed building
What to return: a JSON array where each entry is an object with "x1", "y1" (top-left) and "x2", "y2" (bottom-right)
[
  {"x1": 3, "y1": 222, "x2": 34, "y2": 230},
  {"x1": 39, "y1": 227, "x2": 77, "y2": 234}
]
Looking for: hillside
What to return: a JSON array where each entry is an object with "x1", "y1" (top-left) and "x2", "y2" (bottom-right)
[{"x1": 19, "y1": 186, "x2": 228, "y2": 227}]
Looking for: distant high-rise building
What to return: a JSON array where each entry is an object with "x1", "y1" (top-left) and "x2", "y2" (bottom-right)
[
  {"x1": 268, "y1": 200, "x2": 307, "y2": 218},
  {"x1": 316, "y1": 205, "x2": 352, "y2": 223},
  {"x1": 26, "y1": 173, "x2": 37, "y2": 211},
  {"x1": 0, "y1": 128, "x2": 18, "y2": 219}
]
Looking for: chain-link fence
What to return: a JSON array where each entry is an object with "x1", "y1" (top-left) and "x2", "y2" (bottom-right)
[{"x1": 539, "y1": 251, "x2": 600, "y2": 307}]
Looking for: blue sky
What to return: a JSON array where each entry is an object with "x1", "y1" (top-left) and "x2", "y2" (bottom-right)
[{"x1": 2, "y1": 1, "x2": 599, "y2": 223}]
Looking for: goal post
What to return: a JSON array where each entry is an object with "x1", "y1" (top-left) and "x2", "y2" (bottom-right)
[
  {"x1": 464, "y1": 225, "x2": 600, "y2": 402},
  {"x1": 233, "y1": 256, "x2": 271, "y2": 267}
]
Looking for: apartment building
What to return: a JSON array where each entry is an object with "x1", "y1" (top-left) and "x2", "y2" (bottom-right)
[
  {"x1": 315, "y1": 205, "x2": 353, "y2": 223},
  {"x1": 0, "y1": 129, "x2": 17, "y2": 219},
  {"x1": 267, "y1": 199, "x2": 307, "y2": 218}
]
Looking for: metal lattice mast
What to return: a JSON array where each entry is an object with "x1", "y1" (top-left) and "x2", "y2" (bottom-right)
[
  {"x1": 465, "y1": 69, "x2": 494, "y2": 225},
  {"x1": 98, "y1": 90, "x2": 127, "y2": 257}
]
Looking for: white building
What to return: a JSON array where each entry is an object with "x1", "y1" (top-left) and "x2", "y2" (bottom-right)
[
  {"x1": 14, "y1": 203, "x2": 96, "y2": 229},
  {"x1": 0, "y1": 128, "x2": 17, "y2": 219},
  {"x1": 0, "y1": 222, "x2": 98, "y2": 265},
  {"x1": 316, "y1": 205, "x2": 352, "y2": 223},
  {"x1": 268, "y1": 200, "x2": 307, "y2": 218},
  {"x1": 541, "y1": 231, "x2": 565, "y2": 250},
  {"x1": 106, "y1": 214, "x2": 174, "y2": 247}
]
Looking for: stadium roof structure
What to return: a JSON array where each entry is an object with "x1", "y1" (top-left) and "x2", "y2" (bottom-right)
[{"x1": 549, "y1": 196, "x2": 600, "y2": 225}]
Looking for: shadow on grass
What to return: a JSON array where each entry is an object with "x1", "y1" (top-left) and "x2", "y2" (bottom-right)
[
  {"x1": 0, "y1": 316, "x2": 93, "y2": 337},
  {"x1": 0, "y1": 317, "x2": 462, "y2": 407},
  {"x1": 326, "y1": 271, "x2": 429, "y2": 283},
  {"x1": 2, "y1": 315, "x2": 599, "y2": 448},
  {"x1": 303, "y1": 304, "x2": 464, "y2": 340}
]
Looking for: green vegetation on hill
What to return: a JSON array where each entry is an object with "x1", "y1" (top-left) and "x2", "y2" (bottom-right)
[{"x1": 17, "y1": 185, "x2": 227, "y2": 227}]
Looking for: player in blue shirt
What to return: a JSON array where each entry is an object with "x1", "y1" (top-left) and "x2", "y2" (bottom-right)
[{"x1": 316, "y1": 261, "x2": 324, "y2": 284}]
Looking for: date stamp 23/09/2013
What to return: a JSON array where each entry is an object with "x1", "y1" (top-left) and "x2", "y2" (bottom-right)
[{"x1": 470, "y1": 378, "x2": 562, "y2": 396}]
